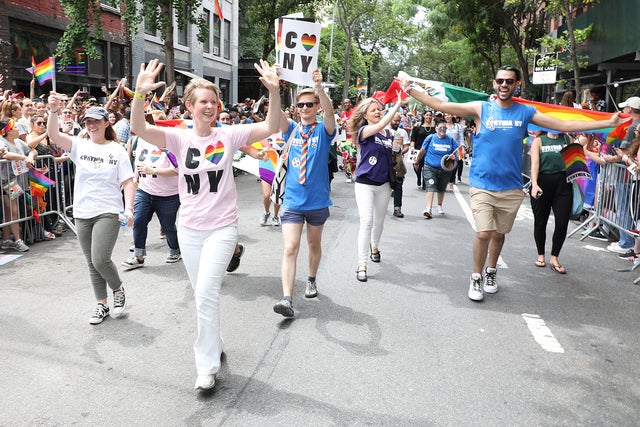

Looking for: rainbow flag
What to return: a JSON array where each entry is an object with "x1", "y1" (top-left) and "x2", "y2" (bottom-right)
[
  {"x1": 560, "y1": 143, "x2": 591, "y2": 183},
  {"x1": 29, "y1": 168, "x2": 56, "y2": 187},
  {"x1": 25, "y1": 57, "x2": 37, "y2": 75},
  {"x1": 121, "y1": 86, "x2": 134, "y2": 100},
  {"x1": 33, "y1": 57, "x2": 55, "y2": 86},
  {"x1": 151, "y1": 94, "x2": 164, "y2": 110},
  {"x1": 513, "y1": 97, "x2": 630, "y2": 145},
  {"x1": 356, "y1": 76, "x2": 367, "y2": 96},
  {"x1": 214, "y1": 0, "x2": 224, "y2": 20},
  {"x1": 454, "y1": 144, "x2": 466, "y2": 160}
]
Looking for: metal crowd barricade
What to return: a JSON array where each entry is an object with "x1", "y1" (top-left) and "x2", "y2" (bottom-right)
[
  {"x1": 568, "y1": 162, "x2": 640, "y2": 282},
  {"x1": 0, "y1": 154, "x2": 76, "y2": 246}
]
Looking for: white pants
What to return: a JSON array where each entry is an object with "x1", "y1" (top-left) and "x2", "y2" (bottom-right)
[
  {"x1": 178, "y1": 223, "x2": 237, "y2": 375},
  {"x1": 355, "y1": 182, "x2": 391, "y2": 266}
]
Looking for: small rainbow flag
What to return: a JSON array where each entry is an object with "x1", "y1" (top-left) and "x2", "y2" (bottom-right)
[
  {"x1": 214, "y1": 0, "x2": 224, "y2": 20},
  {"x1": 454, "y1": 144, "x2": 466, "y2": 160},
  {"x1": 560, "y1": 143, "x2": 591, "y2": 183},
  {"x1": 151, "y1": 94, "x2": 164, "y2": 110},
  {"x1": 33, "y1": 57, "x2": 55, "y2": 86},
  {"x1": 356, "y1": 76, "x2": 367, "y2": 95},
  {"x1": 29, "y1": 168, "x2": 56, "y2": 187},
  {"x1": 122, "y1": 86, "x2": 134, "y2": 100}
]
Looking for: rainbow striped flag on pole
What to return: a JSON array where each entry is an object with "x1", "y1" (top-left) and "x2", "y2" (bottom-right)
[{"x1": 33, "y1": 57, "x2": 56, "y2": 88}]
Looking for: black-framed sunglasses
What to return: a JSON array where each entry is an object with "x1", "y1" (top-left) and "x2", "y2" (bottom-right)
[
  {"x1": 35, "y1": 121, "x2": 46, "y2": 126},
  {"x1": 296, "y1": 102, "x2": 317, "y2": 108},
  {"x1": 495, "y1": 78, "x2": 516, "y2": 85}
]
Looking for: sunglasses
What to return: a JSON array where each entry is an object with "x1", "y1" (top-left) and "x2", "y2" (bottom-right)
[
  {"x1": 495, "y1": 78, "x2": 516, "y2": 85},
  {"x1": 35, "y1": 121, "x2": 46, "y2": 126},
  {"x1": 296, "y1": 102, "x2": 317, "y2": 108},
  {"x1": 62, "y1": 111, "x2": 72, "y2": 114}
]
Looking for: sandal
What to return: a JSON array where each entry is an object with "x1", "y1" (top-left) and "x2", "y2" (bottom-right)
[
  {"x1": 356, "y1": 267, "x2": 368, "y2": 282},
  {"x1": 550, "y1": 262, "x2": 566, "y2": 274},
  {"x1": 535, "y1": 258, "x2": 546, "y2": 268},
  {"x1": 370, "y1": 245, "x2": 381, "y2": 263}
]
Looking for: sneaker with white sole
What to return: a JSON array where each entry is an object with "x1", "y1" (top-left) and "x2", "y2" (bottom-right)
[
  {"x1": 121, "y1": 256, "x2": 144, "y2": 270},
  {"x1": 1, "y1": 240, "x2": 13, "y2": 250},
  {"x1": 259, "y1": 212, "x2": 270, "y2": 226},
  {"x1": 166, "y1": 253, "x2": 182, "y2": 263},
  {"x1": 607, "y1": 242, "x2": 630, "y2": 254},
  {"x1": 194, "y1": 374, "x2": 216, "y2": 391},
  {"x1": 13, "y1": 239, "x2": 29, "y2": 252},
  {"x1": 89, "y1": 303, "x2": 110, "y2": 325},
  {"x1": 483, "y1": 267, "x2": 498, "y2": 294},
  {"x1": 272, "y1": 216, "x2": 281, "y2": 226},
  {"x1": 44, "y1": 231, "x2": 56, "y2": 240},
  {"x1": 468, "y1": 273, "x2": 484, "y2": 301},
  {"x1": 437, "y1": 206, "x2": 444, "y2": 215},
  {"x1": 112, "y1": 287, "x2": 126, "y2": 318},
  {"x1": 423, "y1": 209, "x2": 432, "y2": 219},
  {"x1": 304, "y1": 280, "x2": 318, "y2": 298},
  {"x1": 273, "y1": 298, "x2": 294, "y2": 317}
]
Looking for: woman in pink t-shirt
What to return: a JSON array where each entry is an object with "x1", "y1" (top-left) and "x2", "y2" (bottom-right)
[{"x1": 130, "y1": 59, "x2": 282, "y2": 392}]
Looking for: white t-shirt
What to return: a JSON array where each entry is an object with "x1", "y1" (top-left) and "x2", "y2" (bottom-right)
[
  {"x1": 69, "y1": 138, "x2": 134, "y2": 219},
  {"x1": 164, "y1": 125, "x2": 251, "y2": 230}
]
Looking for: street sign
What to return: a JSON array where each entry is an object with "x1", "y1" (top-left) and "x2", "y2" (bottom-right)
[{"x1": 532, "y1": 53, "x2": 558, "y2": 85}]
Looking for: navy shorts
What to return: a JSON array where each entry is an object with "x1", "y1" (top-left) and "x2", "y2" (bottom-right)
[{"x1": 280, "y1": 207, "x2": 330, "y2": 226}]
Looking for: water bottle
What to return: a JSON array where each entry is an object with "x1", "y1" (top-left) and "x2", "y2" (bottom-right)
[{"x1": 119, "y1": 210, "x2": 132, "y2": 236}]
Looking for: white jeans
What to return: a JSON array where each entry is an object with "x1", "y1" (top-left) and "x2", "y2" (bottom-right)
[
  {"x1": 355, "y1": 182, "x2": 391, "y2": 266},
  {"x1": 178, "y1": 223, "x2": 237, "y2": 375}
]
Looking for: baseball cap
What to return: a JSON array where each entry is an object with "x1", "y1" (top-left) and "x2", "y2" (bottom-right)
[
  {"x1": 620, "y1": 140, "x2": 633, "y2": 150},
  {"x1": 11, "y1": 92, "x2": 25, "y2": 100},
  {"x1": 82, "y1": 107, "x2": 109, "y2": 122},
  {"x1": 618, "y1": 96, "x2": 640, "y2": 110}
]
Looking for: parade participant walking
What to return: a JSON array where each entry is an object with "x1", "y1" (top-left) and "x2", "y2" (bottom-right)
[
  {"x1": 413, "y1": 119, "x2": 457, "y2": 218},
  {"x1": 529, "y1": 132, "x2": 573, "y2": 273},
  {"x1": 400, "y1": 65, "x2": 629, "y2": 302},
  {"x1": 46, "y1": 101, "x2": 135, "y2": 323},
  {"x1": 348, "y1": 96, "x2": 403, "y2": 282},
  {"x1": 410, "y1": 111, "x2": 436, "y2": 188},
  {"x1": 273, "y1": 70, "x2": 336, "y2": 317},
  {"x1": 130, "y1": 59, "x2": 282, "y2": 391},
  {"x1": 121, "y1": 135, "x2": 181, "y2": 269},
  {"x1": 389, "y1": 112, "x2": 410, "y2": 218}
]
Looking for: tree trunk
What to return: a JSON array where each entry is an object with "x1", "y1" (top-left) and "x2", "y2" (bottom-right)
[
  {"x1": 565, "y1": 1, "x2": 582, "y2": 99},
  {"x1": 161, "y1": 3, "x2": 175, "y2": 85}
]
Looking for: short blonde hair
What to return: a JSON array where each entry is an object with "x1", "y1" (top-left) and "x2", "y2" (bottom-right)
[
  {"x1": 296, "y1": 88, "x2": 319, "y2": 103},
  {"x1": 182, "y1": 77, "x2": 220, "y2": 106}
]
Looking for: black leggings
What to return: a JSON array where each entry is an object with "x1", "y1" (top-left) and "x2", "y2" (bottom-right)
[{"x1": 530, "y1": 172, "x2": 573, "y2": 257}]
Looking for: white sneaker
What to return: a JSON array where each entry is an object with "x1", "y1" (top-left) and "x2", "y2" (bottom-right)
[
  {"x1": 607, "y1": 242, "x2": 629, "y2": 254},
  {"x1": 468, "y1": 273, "x2": 484, "y2": 301},
  {"x1": 483, "y1": 267, "x2": 498, "y2": 294},
  {"x1": 112, "y1": 287, "x2": 127, "y2": 318},
  {"x1": 121, "y1": 256, "x2": 144, "y2": 270},
  {"x1": 1, "y1": 240, "x2": 13, "y2": 250},
  {"x1": 13, "y1": 239, "x2": 29, "y2": 252},
  {"x1": 259, "y1": 212, "x2": 270, "y2": 226},
  {"x1": 272, "y1": 216, "x2": 281, "y2": 226},
  {"x1": 437, "y1": 206, "x2": 444, "y2": 215},
  {"x1": 194, "y1": 374, "x2": 216, "y2": 390}
]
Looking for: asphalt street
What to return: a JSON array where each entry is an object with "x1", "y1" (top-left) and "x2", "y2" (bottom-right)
[{"x1": 2, "y1": 164, "x2": 640, "y2": 426}]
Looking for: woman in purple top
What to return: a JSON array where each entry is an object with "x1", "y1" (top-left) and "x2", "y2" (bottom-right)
[{"x1": 349, "y1": 95, "x2": 403, "y2": 282}]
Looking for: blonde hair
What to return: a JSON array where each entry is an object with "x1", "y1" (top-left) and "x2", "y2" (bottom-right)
[
  {"x1": 348, "y1": 98, "x2": 383, "y2": 135},
  {"x1": 296, "y1": 88, "x2": 319, "y2": 103},
  {"x1": 182, "y1": 77, "x2": 220, "y2": 106}
]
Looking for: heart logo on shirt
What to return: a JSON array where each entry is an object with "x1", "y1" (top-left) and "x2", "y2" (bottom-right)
[
  {"x1": 150, "y1": 150, "x2": 162, "y2": 163},
  {"x1": 204, "y1": 141, "x2": 224, "y2": 165}
]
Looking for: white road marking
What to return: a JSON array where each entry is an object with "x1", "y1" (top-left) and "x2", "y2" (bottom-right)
[
  {"x1": 453, "y1": 185, "x2": 507, "y2": 269},
  {"x1": 521, "y1": 313, "x2": 565, "y2": 353}
]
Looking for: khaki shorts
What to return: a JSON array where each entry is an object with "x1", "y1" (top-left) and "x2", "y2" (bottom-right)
[{"x1": 470, "y1": 188, "x2": 524, "y2": 234}]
